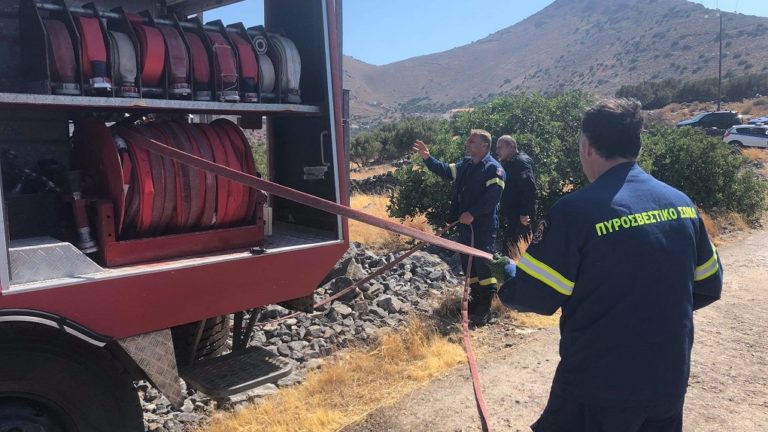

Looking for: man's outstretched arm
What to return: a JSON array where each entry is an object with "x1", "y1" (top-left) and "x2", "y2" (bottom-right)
[{"x1": 413, "y1": 139, "x2": 458, "y2": 181}]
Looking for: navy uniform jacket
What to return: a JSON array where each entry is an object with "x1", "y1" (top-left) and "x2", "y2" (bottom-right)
[
  {"x1": 501, "y1": 151, "x2": 536, "y2": 220},
  {"x1": 499, "y1": 162, "x2": 723, "y2": 406},
  {"x1": 424, "y1": 153, "x2": 505, "y2": 233}
]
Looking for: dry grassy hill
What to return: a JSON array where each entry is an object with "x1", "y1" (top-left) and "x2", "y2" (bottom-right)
[{"x1": 345, "y1": 0, "x2": 768, "y2": 127}]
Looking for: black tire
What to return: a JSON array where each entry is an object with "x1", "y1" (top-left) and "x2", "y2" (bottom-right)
[
  {"x1": 171, "y1": 315, "x2": 230, "y2": 368},
  {"x1": 0, "y1": 322, "x2": 143, "y2": 432}
]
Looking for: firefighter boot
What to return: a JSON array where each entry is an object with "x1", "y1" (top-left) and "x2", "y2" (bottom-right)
[{"x1": 468, "y1": 284, "x2": 495, "y2": 327}]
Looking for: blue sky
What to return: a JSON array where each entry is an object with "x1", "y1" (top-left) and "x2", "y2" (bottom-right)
[{"x1": 206, "y1": 0, "x2": 767, "y2": 66}]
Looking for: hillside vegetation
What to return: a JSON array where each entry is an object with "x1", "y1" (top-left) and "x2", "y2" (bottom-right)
[
  {"x1": 349, "y1": 92, "x2": 767, "y2": 227},
  {"x1": 344, "y1": 0, "x2": 768, "y2": 125},
  {"x1": 616, "y1": 73, "x2": 768, "y2": 109}
]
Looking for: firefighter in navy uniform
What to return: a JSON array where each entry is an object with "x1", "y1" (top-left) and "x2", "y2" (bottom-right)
[
  {"x1": 413, "y1": 129, "x2": 505, "y2": 326},
  {"x1": 499, "y1": 99, "x2": 723, "y2": 432},
  {"x1": 496, "y1": 135, "x2": 537, "y2": 258}
]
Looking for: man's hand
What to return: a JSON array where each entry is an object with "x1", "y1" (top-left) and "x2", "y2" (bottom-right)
[
  {"x1": 520, "y1": 215, "x2": 531, "y2": 226},
  {"x1": 459, "y1": 212, "x2": 474, "y2": 225},
  {"x1": 489, "y1": 253, "x2": 511, "y2": 284},
  {"x1": 412, "y1": 139, "x2": 430, "y2": 160}
]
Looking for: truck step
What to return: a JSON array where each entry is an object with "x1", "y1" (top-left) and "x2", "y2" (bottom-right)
[{"x1": 179, "y1": 345, "x2": 292, "y2": 398}]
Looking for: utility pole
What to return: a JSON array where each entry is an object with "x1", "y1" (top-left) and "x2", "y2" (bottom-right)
[{"x1": 717, "y1": 11, "x2": 723, "y2": 111}]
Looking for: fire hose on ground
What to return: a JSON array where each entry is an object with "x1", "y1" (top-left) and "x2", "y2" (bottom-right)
[{"x1": 119, "y1": 128, "x2": 494, "y2": 431}]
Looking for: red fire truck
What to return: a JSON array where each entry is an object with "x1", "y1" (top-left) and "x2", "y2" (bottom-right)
[{"x1": 0, "y1": 0, "x2": 486, "y2": 430}]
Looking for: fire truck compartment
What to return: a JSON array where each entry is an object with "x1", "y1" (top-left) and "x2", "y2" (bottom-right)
[
  {"x1": 5, "y1": 220, "x2": 339, "y2": 293},
  {"x1": 0, "y1": 0, "x2": 347, "y2": 297}
]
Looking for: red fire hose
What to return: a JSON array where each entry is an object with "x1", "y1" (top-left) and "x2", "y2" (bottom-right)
[
  {"x1": 131, "y1": 20, "x2": 165, "y2": 88},
  {"x1": 463, "y1": 227, "x2": 492, "y2": 431},
  {"x1": 230, "y1": 33, "x2": 259, "y2": 101},
  {"x1": 107, "y1": 120, "x2": 261, "y2": 237},
  {"x1": 185, "y1": 32, "x2": 211, "y2": 98},
  {"x1": 197, "y1": 123, "x2": 232, "y2": 226},
  {"x1": 163, "y1": 121, "x2": 205, "y2": 228},
  {"x1": 120, "y1": 124, "x2": 156, "y2": 234},
  {"x1": 179, "y1": 122, "x2": 217, "y2": 227},
  {"x1": 43, "y1": 19, "x2": 77, "y2": 88},
  {"x1": 215, "y1": 119, "x2": 260, "y2": 221},
  {"x1": 158, "y1": 26, "x2": 190, "y2": 94},
  {"x1": 213, "y1": 119, "x2": 252, "y2": 221},
  {"x1": 211, "y1": 122, "x2": 247, "y2": 224},
  {"x1": 143, "y1": 124, "x2": 176, "y2": 232},
  {"x1": 206, "y1": 31, "x2": 238, "y2": 96},
  {"x1": 74, "y1": 15, "x2": 110, "y2": 89}
]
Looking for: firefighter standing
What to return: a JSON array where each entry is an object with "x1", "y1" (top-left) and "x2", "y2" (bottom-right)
[
  {"x1": 413, "y1": 130, "x2": 505, "y2": 326},
  {"x1": 496, "y1": 135, "x2": 537, "y2": 258},
  {"x1": 499, "y1": 99, "x2": 723, "y2": 432}
]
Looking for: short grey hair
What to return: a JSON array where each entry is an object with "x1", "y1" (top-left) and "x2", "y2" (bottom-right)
[
  {"x1": 497, "y1": 135, "x2": 517, "y2": 147},
  {"x1": 470, "y1": 129, "x2": 492, "y2": 147}
]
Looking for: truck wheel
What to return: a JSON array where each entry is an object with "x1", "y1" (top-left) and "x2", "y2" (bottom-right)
[
  {"x1": 172, "y1": 315, "x2": 230, "y2": 368},
  {"x1": 0, "y1": 323, "x2": 143, "y2": 432}
]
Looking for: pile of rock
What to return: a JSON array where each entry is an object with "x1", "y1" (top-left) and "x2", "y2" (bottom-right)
[
  {"x1": 350, "y1": 171, "x2": 398, "y2": 195},
  {"x1": 256, "y1": 244, "x2": 458, "y2": 359},
  {"x1": 141, "y1": 243, "x2": 462, "y2": 431}
]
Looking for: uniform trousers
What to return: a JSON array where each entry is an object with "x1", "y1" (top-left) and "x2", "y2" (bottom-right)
[
  {"x1": 458, "y1": 224, "x2": 496, "y2": 317},
  {"x1": 532, "y1": 389, "x2": 684, "y2": 432}
]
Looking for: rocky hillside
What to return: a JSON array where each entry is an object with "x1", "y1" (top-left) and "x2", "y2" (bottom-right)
[{"x1": 345, "y1": 0, "x2": 768, "y2": 126}]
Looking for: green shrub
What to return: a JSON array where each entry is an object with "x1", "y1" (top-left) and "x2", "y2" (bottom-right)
[
  {"x1": 639, "y1": 127, "x2": 767, "y2": 221},
  {"x1": 350, "y1": 117, "x2": 449, "y2": 165},
  {"x1": 350, "y1": 132, "x2": 383, "y2": 167},
  {"x1": 388, "y1": 132, "x2": 463, "y2": 227},
  {"x1": 730, "y1": 169, "x2": 768, "y2": 223},
  {"x1": 246, "y1": 133, "x2": 268, "y2": 176}
]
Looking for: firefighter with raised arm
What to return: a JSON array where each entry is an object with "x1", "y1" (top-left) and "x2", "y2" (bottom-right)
[
  {"x1": 499, "y1": 99, "x2": 723, "y2": 432},
  {"x1": 413, "y1": 130, "x2": 505, "y2": 326}
]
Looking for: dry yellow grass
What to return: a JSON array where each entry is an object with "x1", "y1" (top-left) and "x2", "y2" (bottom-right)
[
  {"x1": 201, "y1": 318, "x2": 465, "y2": 432},
  {"x1": 733, "y1": 98, "x2": 768, "y2": 118},
  {"x1": 741, "y1": 147, "x2": 768, "y2": 178},
  {"x1": 434, "y1": 282, "x2": 560, "y2": 330},
  {"x1": 699, "y1": 210, "x2": 719, "y2": 244},
  {"x1": 741, "y1": 148, "x2": 768, "y2": 163},
  {"x1": 700, "y1": 209, "x2": 754, "y2": 246},
  {"x1": 491, "y1": 296, "x2": 560, "y2": 328},
  {"x1": 349, "y1": 164, "x2": 395, "y2": 180},
  {"x1": 712, "y1": 211, "x2": 750, "y2": 237},
  {"x1": 348, "y1": 193, "x2": 430, "y2": 250}
]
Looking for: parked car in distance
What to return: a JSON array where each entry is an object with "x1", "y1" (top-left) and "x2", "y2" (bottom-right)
[
  {"x1": 723, "y1": 125, "x2": 768, "y2": 149},
  {"x1": 748, "y1": 115, "x2": 768, "y2": 125},
  {"x1": 676, "y1": 111, "x2": 742, "y2": 130}
]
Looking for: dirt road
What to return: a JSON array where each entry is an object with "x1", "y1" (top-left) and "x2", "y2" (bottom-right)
[{"x1": 343, "y1": 227, "x2": 768, "y2": 431}]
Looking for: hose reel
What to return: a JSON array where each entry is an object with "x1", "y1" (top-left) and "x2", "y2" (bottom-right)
[{"x1": 74, "y1": 118, "x2": 264, "y2": 241}]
